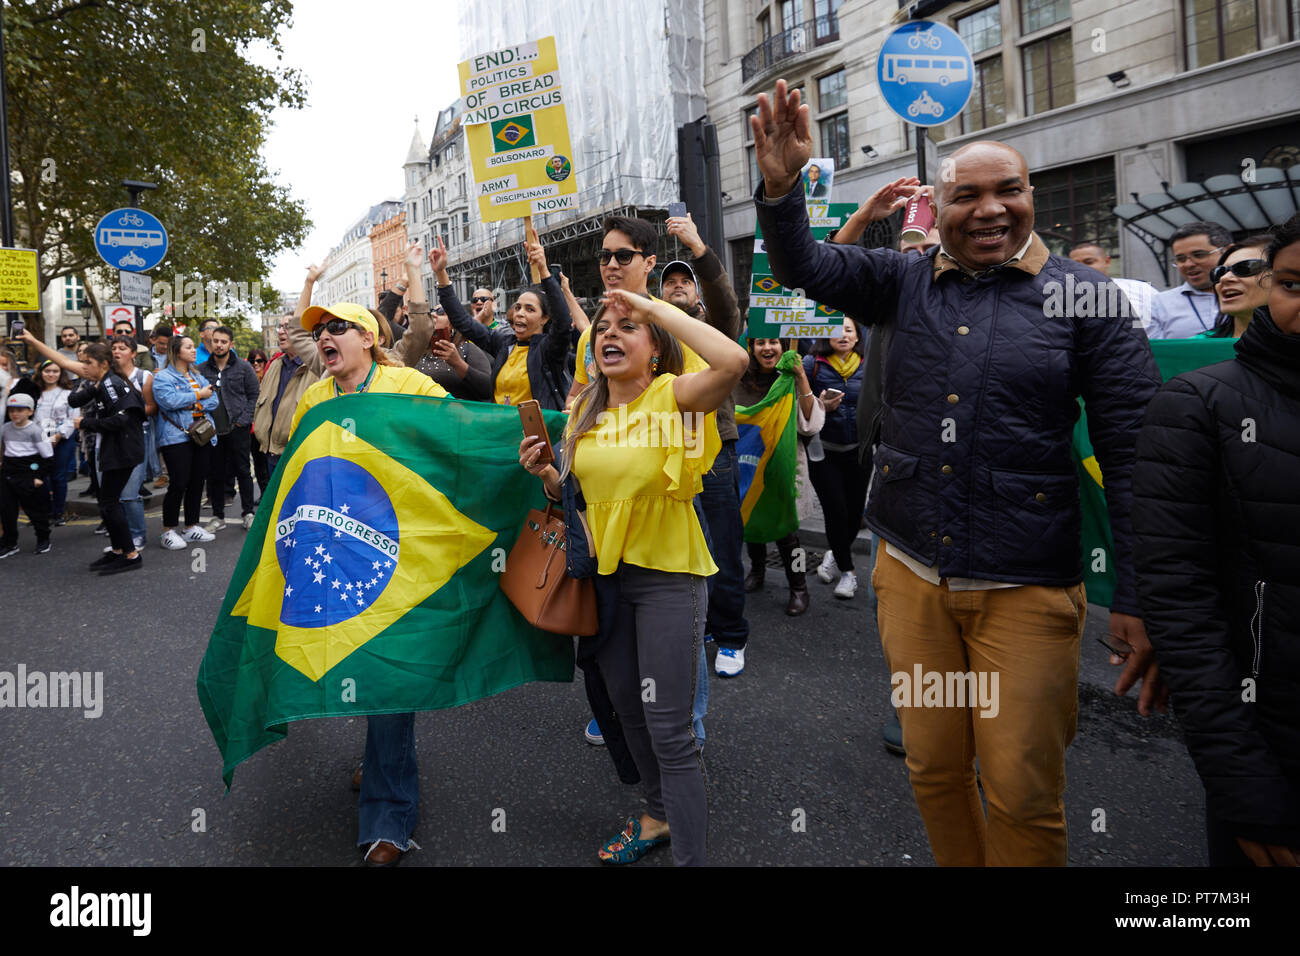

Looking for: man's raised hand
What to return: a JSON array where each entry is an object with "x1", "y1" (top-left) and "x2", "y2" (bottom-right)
[{"x1": 751, "y1": 79, "x2": 813, "y2": 201}]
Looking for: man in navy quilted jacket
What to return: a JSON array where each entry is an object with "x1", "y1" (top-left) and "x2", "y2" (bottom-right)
[{"x1": 752, "y1": 80, "x2": 1165, "y2": 866}]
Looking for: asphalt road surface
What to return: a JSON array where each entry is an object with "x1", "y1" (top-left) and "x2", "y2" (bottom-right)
[{"x1": 0, "y1": 496, "x2": 1207, "y2": 867}]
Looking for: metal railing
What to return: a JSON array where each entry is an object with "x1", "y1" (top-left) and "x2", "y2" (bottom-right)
[{"x1": 742, "y1": 15, "x2": 840, "y2": 83}]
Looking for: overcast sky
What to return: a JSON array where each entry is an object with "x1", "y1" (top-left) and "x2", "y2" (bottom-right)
[{"x1": 257, "y1": 0, "x2": 464, "y2": 300}]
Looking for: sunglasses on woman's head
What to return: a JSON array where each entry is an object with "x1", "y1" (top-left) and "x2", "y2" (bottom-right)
[
  {"x1": 311, "y1": 318, "x2": 362, "y2": 340},
  {"x1": 598, "y1": 248, "x2": 644, "y2": 266},
  {"x1": 1211, "y1": 259, "x2": 1269, "y2": 285}
]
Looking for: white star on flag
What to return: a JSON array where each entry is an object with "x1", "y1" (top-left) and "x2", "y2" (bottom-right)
[
  {"x1": 313, "y1": 570, "x2": 325, "y2": 584},
  {"x1": 304, "y1": 555, "x2": 314, "y2": 566},
  {"x1": 285, "y1": 585, "x2": 293, "y2": 597},
  {"x1": 314, "y1": 605, "x2": 322, "y2": 613},
  {"x1": 339, "y1": 592, "x2": 349, "y2": 602},
  {"x1": 332, "y1": 579, "x2": 341, "y2": 589},
  {"x1": 323, "y1": 554, "x2": 332, "y2": 564},
  {"x1": 384, "y1": 560, "x2": 392, "y2": 569},
  {"x1": 315, "y1": 544, "x2": 325, "y2": 555},
  {"x1": 372, "y1": 560, "x2": 381, "y2": 570},
  {"x1": 340, "y1": 503, "x2": 350, "y2": 515}
]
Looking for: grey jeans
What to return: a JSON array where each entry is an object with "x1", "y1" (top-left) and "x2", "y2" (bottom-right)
[{"x1": 594, "y1": 562, "x2": 708, "y2": 866}]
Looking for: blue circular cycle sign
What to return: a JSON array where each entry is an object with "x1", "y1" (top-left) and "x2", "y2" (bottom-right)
[
  {"x1": 94, "y1": 207, "x2": 168, "y2": 272},
  {"x1": 876, "y1": 21, "x2": 974, "y2": 127}
]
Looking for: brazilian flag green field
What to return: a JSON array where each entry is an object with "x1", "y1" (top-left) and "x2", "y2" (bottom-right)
[
  {"x1": 197, "y1": 395, "x2": 574, "y2": 786},
  {"x1": 1076, "y1": 337, "x2": 1236, "y2": 606}
]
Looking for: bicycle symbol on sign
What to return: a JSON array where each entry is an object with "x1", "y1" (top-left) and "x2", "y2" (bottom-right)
[
  {"x1": 118, "y1": 212, "x2": 144, "y2": 227},
  {"x1": 907, "y1": 26, "x2": 942, "y2": 50},
  {"x1": 907, "y1": 90, "x2": 944, "y2": 118}
]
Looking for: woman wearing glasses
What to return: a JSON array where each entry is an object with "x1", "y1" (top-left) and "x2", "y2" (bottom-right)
[
  {"x1": 433, "y1": 236, "x2": 573, "y2": 408},
  {"x1": 519, "y1": 289, "x2": 748, "y2": 866},
  {"x1": 1134, "y1": 213, "x2": 1300, "y2": 867},
  {"x1": 414, "y1": 303, "x2": 493, "y2": 401},
  {"x1": 289, "y1": 291, "x2": 448, "y2": 868},
  {"x1": 1201, "y1": 236, "x2": 1275, "y2": 339},
  {"x1": 245, "y1": 349, "x2": 270, "y2": 497}
]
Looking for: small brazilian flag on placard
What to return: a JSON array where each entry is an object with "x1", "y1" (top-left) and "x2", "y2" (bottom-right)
[
  {"x1": 735, "y1": 350, "x2": 800, "y2": 543},
  {"x1": 492, "y1": 115, "x2": 535, "y2": 152},
  {"x1": 1075, "y1": 336, "x2": 1236, "y2": 607},
  {"x1": 197, "y1": 394, "x2": 573, "y2": 786}
]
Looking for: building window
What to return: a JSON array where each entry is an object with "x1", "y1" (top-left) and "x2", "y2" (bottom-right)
[
  {"x1": 1023, "y1": 31, "x2": 1074, "y2": 115},
  {"x1": 744, "y1": 105, "x2": 760, "y2": 194},
  {"x1": 758, "y1": 10, "x2": 771, "y2": 42},
  {"x1": 813, "y1": 0, "x2": 843, "y2": 42},
  {"x1": 779, "y1": 0, "x2": 796, "y2": 31},
  {"x1": 63, "y1": 276, "x2": 85, "y2": 312},
  {"x1": 819, "y1": 111, "x2": 850, "y2": 171},
  {"x1": 958, "y1": 4, "x2": 1001, "y2": 54},
  {"x1": 458, "y1": 173, "x2": 466, "y2": 197},
  {"x1": 1019, "y1": 0, "x2": 1070, "y2": 33},
  {"x1": 817, "y1": 69, "x2": 846, "y2": 112},
  {"x1": 462, "y1": 212, "x2": 470, "y2": 242},
  {"x1": 1184, "y1": 0, "x2": 1259, "y2": 69},
  {"x1": 1032, "y1": 158, "x2": 1119, "y2": 262}
]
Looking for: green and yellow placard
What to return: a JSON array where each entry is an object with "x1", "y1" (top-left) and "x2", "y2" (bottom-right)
[
  {"x1": 747, "y1": 204, "x2": 852, "y2": 339},
  {"x1": 458, "y1": 36, "x2": 577, "y2": 222}
]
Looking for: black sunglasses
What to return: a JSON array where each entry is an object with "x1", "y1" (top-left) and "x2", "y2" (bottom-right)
[
  {"x1": 599, "y1": 248, "x2": 644, "y2": 266},
  {"x1": 311, "y1": 318, "x2": 361, "y2": 341},
  {"x1": 471, "y1": 295, "x2": 493, "y2": 304},
  {"x1": 1210, "y1": 259, "x2": 1268, "y2": 285}
]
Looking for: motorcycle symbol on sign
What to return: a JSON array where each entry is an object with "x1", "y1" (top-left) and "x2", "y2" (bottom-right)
[
  {"x1": 907, "y1": 90, "x2": 944, "y2": 118},
  {"x1": 118, "y1": 250, "x2": 146, "y2": 268}
]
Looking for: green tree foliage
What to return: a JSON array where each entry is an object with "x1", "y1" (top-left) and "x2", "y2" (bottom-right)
[{"x1": 4, "y1": 0, "x2": 310, "y2": 337}]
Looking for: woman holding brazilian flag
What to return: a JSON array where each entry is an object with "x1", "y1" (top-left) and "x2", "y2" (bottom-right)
[{"x1": 197, "y1": 241, "x2": 574, "y2": 867}]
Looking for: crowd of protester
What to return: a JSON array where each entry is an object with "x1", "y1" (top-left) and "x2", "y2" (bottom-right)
[{"x1": 1, "y1": 77, "x2": 1297, "y2": 869}]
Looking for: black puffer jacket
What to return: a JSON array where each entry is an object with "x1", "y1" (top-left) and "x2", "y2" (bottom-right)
[
  {"x1": 1134, "y1": 312, "x2": 1300, "y2": 846},
  {"x1": 68, "y1": 371, "x2": 146, "y2": 472}
]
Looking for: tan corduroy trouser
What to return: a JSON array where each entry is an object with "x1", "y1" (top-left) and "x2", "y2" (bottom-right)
[{"x1": 873, "y1": 543, "x2": 1087, "y2": 866}]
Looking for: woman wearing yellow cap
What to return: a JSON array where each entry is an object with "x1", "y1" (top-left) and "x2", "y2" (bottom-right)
[
  {"x1": 289, "y1": 248, "x2": 448, "y2": 867},
  {"x1": 519, "y1": 288, "x2": 748, "y2": 866}
]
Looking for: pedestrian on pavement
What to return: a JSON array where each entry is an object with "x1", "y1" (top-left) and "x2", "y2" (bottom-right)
[
  {"x1": 1134, "y1": 212, "x2": 1300, "y2": 867},
  {"x1": 0, "y1": 393, "x2": 53, "y2": 559},
  {"x1": 108, "y1": 335, "x2": 156, "y2": 552},
  {"x1": 153, "y1": 335, "x2": 219, "y2": 551},
  {"x1": 66, "y1": 342, "x2": 147, "y2": 574},
  {"x1": 33, "y1": 361, "x2": 76, "y2": 527},
  {"x1": 520, "y1": 288, "x2": 748, "y2": 867},
  {"x1": 194, "y1": 319, "x2": 219, "y2": 365},
  {"x1": 1068, "y1": 241, "x2": 1159, "y2": 335},
  {"x1": 1150, "y1": 221, "x2": 1232, "y2": 338},
  {"x1": 802, "y1": 319, "x2": 867, "y2": 600},
  {"x1": 661, "y1": 211, "x2": 753, "y2": 677},
  {"x1": 1202, "y1": 236, "x2": 1274, "y2": 339},
  {"x1": 290, "y1": 296, "x2": 449, "y2": 867},
  {"x1": 734, "y1": 337, "x2": 822, "y2": 616},
  {"x1": 436, "y1": 236, "x2": 574, "y2": 408},
  {"x1": 246, "y1": 348, "x2": 270, "y2": 496},
  {"x1": 253, "y1": 316, "x2": 319, "y2": 477},
  {"x1": 751, "y1": 80, "x2": 1163, "y2": 866},
  {"x1": 198, "y1": 326, "x2": 260, "y2": 532}
]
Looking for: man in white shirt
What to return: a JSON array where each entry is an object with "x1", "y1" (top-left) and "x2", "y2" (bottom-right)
[
  {"x1": 1068, "y1": 242, "x2": 1160, "y2": 335},
  {"x1": 1149, "y1": 221, "x2": 1231, "y2": 338}
]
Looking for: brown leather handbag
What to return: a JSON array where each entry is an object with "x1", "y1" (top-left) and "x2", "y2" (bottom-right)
[{"x1": 500, "y1": 502, "x2": 598, "y2": 636}]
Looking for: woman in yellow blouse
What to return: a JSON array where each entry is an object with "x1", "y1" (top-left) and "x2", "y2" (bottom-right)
[
  {"x1": 520, "y1": 288, "x2": 748, "y2": 866},
  {"x1": 291, "y1": 295, "x2": 447, "y2": 868}
]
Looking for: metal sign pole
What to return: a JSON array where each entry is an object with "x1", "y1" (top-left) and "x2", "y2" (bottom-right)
[{"x1": 915, "y1": 126, "x2": 928, "y2": 187}]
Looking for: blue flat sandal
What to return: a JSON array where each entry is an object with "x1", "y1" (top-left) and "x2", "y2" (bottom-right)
[{"x1": 598, "y1": 816, "x2": 669, "y2": 864}]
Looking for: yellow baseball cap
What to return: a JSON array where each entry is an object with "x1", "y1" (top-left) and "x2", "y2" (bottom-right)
[{"x1": 300, "y1": 302, "x2": 379, "y2": 339}]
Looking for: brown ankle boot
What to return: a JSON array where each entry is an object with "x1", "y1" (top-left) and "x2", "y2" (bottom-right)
[{"x1": 786, "y1": 585, "x2": 809, "y2": 615}]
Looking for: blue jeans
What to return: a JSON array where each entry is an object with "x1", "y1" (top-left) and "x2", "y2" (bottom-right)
[
  {"x1": 48, "y1": 438, "x2": 76, "y2": 517},
  {"x1": 700, "y1": 440, "x2": 749, "y2": 650},
  {"x1": 357, "y1": 713, "x2": 419, "y2": 849}
]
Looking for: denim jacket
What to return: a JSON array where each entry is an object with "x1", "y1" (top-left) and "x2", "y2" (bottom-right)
[{"x1": 153, "y1": 365, "x2": 219, "y2": 447}]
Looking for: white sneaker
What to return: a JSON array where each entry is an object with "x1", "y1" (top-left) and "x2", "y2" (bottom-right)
[
  {"x1": 242, "y1": 513, "x2": 255, "y2": 531},
  {"x1": 817, "y1": 550, "x2": 839, "y2": 584},
  {"x1": 715, "y1": 646, "x2": 745, "y2": 677},
  {"x1": 834, "y1": 571, "x2": 858, "y2": 599},
  {"x1": 133, "y1": 536, "x2": 146, "y2": 551},
  {"x1": 160, "y1": 529, "x2": 187, "y2": 550},
  {"x1": 183, "y1": 525, "x2": 215, "y2": 542},
  {"x1": 204, "y1": 517, "x2": 226, "y2": 532}
]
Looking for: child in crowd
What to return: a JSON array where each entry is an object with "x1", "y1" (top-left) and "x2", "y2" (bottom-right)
[{"x1": 0, "y1": 393, "x2": 54, "y2": 557}]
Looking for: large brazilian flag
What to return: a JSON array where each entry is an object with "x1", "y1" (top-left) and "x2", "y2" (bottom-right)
[
  {"x1": 1076, "y1": 337, "x2": 1236, "y2": 607},
  {"x1": 197, "y1": 394, "x2": 574, "y2": 786},
  {"x1": 734, "y1": 350, "x2": 800, "y2": 543}
]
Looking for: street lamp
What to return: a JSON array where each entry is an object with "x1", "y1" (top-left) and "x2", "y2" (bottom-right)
[
  {"x1": 79, "y1": 300, "x2": 93, "y2": 338},
  {"x1": 380, "y1": 269, "x2": 388, "y2": 291}
]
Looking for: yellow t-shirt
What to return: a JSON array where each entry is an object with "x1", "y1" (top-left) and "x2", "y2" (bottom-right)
[
  {"x1": 572, "y1": 299, "x2": 707, "y2": 386},
  {"x1": 291, "y1": 364, "x2": 447, "y2": 435},
  {"x1": 570, "y1": 373, "x2": 720, "y2": 577},
  {"x1": 494, "y1": 344, "x2": 532, "y2": 405}
]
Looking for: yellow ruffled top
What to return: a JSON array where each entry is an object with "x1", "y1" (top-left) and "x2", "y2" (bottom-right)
[{"x1": 571, "y1": 374, "x2": 720, "y2": 577}]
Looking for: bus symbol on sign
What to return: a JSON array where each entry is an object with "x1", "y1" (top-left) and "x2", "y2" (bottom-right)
[
  {"x1": 876, "y1": 21, "x2": 974, "y2": 127},
  {"x1": 94, "y1": 207, "x2": 168, "y2": 272}
]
